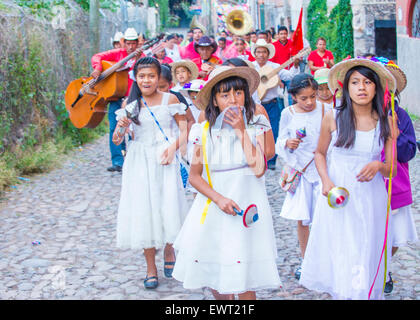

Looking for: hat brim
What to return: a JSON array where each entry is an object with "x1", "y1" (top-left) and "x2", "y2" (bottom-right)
[
  {"x1": 386, "y1": 65, "x2": 407, "y2": 93},
  {"x1": 170, "y1": 60, "x2": 199, "y2": 83},
  {"x1": 251, "y1": 43, "x2": 275, "y2": 60},
  {"x1": 194, "y1": 42, "x2": 218, "y2": 54},
  {"x1": 195, "y1": 66, "x2": 260, "y2": 110},
  {"x1": 328, "y1": 58, "x2": 397, "y2": 98}
]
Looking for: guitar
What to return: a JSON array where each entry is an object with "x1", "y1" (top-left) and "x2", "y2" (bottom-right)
[
  {"x1": 257, "y1": 47, "x2": 311, "y2": 101},
  {"x1": 65, "y1": 34, "x2": 165, "y2": 129}
]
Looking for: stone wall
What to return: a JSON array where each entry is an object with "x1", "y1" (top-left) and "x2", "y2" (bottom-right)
[{"x1": 351, "y1": 0, "x2": 396, "y2": 56}]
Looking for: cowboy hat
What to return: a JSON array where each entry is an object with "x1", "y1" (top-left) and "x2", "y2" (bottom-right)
[
  {"x1": 195, "y1": 66, "x2": 260, "y2": 110},
  {"x1": 251, "y1": 39, "x2": 275, "y2": 60},
  {"x1": 123, "y1": 28, "x2": 138, "y2": 41},
  {"x1": 170, "y1": 60, "x2": 199, "y2": 84},
  {"x1": 328, "y1": 57, "x2": 397, "y2": 98},
  {"x1": 194, "y1": 36, "x2": 218, "y2": 54},
  {"x1": 370, "y1": 57, "x2": 407, "y2": 93}
]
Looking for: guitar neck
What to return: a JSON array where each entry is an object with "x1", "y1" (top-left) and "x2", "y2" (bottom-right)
[
  {"x1": 265, "y1": 47, "x2": 310, "y2": 79},
  {"x1": 97, "y1": 50, "x2": 137, "y2": 82}
]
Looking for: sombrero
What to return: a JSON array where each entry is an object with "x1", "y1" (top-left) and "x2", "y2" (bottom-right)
[
  {"x1": 370, "y1": 56, "x2": 407, "y2": 93},
  {"x1": 314, "y1": 68, "x2": 330, "y2": 85},
  {"x1": 179, "y1": 79, "x2": 206, "y2": 97},
  {"x1": 195, "y1": 66, "x2": 260, "y2": 110},
  {"x1": 170, "y1": 60, "x2": 199, "y2": 83},
  {"x1": 250, "y1": 39, "x2": 275, "y2": 60},
  {"x1": 328, "y1": 57, "x2": 397, "y2": 98}
]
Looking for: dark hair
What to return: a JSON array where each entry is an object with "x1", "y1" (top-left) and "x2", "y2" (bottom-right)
[
  {"x1": 278, "y1": 26, "x2": 288, "y2": 33},
  {"x1": 160, "y1": 64, "x2": 172, "y2": 83},
  {"x1": 166, "y1": 34, "x2": 176, "y2": 41},
  {"x1": 218, "y1": 37, "x2": 226, "y2": 42},
  {"x1": 316, "y1": 37, "x2": 327, "y2": 44},
  {"x1": 222, "y1": 58, "x2": 248, "y2": 67},
  {"x1": 205, "y1": 76, "x2": 256, "y2": 133},
  {"x1": 249, "y1": 31, "x2": 256, "y2": 36},
  {"x1": 335, "y1": 66, "x2": 390, "y2": 149},
  {"x1": 256, "y1": 30, "x2": 268, "y2": 37},
  {"x1": 288, "y1": 73, "x2": 318, "y2": 96},
  {"x1": 127, "y1": 57, "x2": 161, "y2": 105}
]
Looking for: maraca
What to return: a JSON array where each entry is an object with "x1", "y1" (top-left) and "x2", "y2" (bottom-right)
[
  {"x1": 233, "y1": 204, "x2": 259, "y2": 228},
  {"x1": 327, "y1": 187, "x2": 350, "y2": 209},
  {"x1": 290, "y1": 127, "x2": 306, "y2": 153}
]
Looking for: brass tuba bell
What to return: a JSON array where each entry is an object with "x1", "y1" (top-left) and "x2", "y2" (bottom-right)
[
  {"x1": 190, "y1": 15, "x2": 207, "y2": 35},
  {"x1": 226, "y1": 10, "x2": 253, "y2": 36}
]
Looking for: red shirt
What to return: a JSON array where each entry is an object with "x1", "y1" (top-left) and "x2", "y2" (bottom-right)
[
  {"x1": 192, "y1": 55, "x2": 223, "y2": 80},
  {"x1": 91, "y1": 48, "x2": 145, "y2": 97},
  {"x1": 307, "y1": 50, "x2": 334, "y2": 75},
  {"x1": 270, "y1": 39, "x2": 293, "y2": 68},
  {"x1": 180, "y1": 41, "x2": 200, "y2": 60},
  {"x1": 157, "y1": 56, "x2": 173, "y2": 65}
]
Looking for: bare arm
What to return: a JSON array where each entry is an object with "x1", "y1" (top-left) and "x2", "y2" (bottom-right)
[{"x1": 255, "y1": 104, "x2": 275, "y2": 160}]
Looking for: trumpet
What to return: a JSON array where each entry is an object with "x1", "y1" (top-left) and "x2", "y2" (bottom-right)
[{"x1": 226, "y1": 10, "x2": 253, "y2": 36}]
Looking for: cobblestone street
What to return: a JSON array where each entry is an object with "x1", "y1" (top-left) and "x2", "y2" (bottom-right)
[{"x1": 0, "y1": 123, "x2": 419, "y2": 300}]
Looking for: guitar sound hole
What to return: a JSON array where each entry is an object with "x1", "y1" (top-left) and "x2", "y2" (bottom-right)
[{"x1": 261, "y1": 76, "x2": 268, "y2": 84}]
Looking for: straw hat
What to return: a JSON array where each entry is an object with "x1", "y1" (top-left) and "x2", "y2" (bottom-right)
[
  {"x1": 370, "y1": 57, "x2": 407, "y2": 93},
  {"x1": 113, "y1": 31, "x2": 124, "y2": 43},
  {"x1": 195, "y1": 66, "x2": 260, "y2": 110},
  {"x1": 170, "y1": 60, "x2": 199, "y2": 83},
  {"x1": 179, "y1": 79, "x2": 206, "y2": 97},
  {"x1": 314, "y1": 68, "x2": 329, "y2": 85},
  {"x1": 250, "y1": 39, "x2": 275, "y2": 60},
  {"x1": 328, "y1": 57, "x2": 397, "y2": 98},
  {"x1": 124, "y1": 28, "x2": 138, "y2": 41}
]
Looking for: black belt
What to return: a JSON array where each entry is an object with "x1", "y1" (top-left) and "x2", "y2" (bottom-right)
[{"x1": 261, "y1": 98, "x2": 278, "y2": 105}]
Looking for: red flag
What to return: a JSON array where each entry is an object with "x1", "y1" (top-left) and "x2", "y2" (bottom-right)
[{"x1": 291, "y1": 7, "x2": 304, "y2": 55}]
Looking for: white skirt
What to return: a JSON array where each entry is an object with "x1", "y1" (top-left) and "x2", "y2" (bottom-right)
[
  {"x1": 279, "y1": 175, "x2": 319, "y2": 226},
  {"x1": 116, "y1": 141, "x2": 189, "y2": 249},
  {"x1": 172, "y1": 167, "x2": 281, "y2": 294},
  {"x1": 391, "y1": 205, "x2": 419, "y2": 247}
]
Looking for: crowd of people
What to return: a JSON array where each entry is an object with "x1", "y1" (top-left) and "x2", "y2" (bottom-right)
[{"x1": 89, "y1": 24, "x2": 418, "y2": 300}]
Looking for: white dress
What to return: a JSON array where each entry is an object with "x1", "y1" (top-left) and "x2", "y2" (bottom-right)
[
  {"x1": 276, "y1": 101, "x2": 329, "y2": 225},
  {"x1": 300, "y1": 112, "x2": 392, "y2": 300},
  {"x1": 172, "y1": 114, "x2": 282, "y2": 294},
  {"x1": 116, "y1": 93, "x2": 189, "y2": 249}
]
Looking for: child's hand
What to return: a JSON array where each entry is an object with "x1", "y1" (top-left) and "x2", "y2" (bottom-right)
[
  {"x1": 215, "y1": 196, "x2": 241, "y2": 216},
  {"x1": 321, "y1": 178, "x2": 335, "y2": 196},
  {"x1": 161, "y1": 146, "x2": 176, "y2": 165},
  {"x1": 224, "y1": 108, "x2": 246, "y2": 132},
  {"x1": 118, "y1": 116, "x2": 131, "y2": 128},
  {"x1": 356, "y1": 161, "x2": 380, "y2": 182},
  {"x1": 286, "y1": 138, "x2": 302, "y2": 150}
]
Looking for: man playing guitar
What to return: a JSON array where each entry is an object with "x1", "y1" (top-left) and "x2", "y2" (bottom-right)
[
  {"x1": 251, "y1": 39, "x2": 300, "y2": 170},
  {"x1": 90, "y1": 28, "x2": 144, "y2": 173}
]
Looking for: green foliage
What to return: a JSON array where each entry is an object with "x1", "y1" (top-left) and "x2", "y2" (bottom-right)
[
  {"x1": 15, "y1": 0, "x2": 119, "y2": 12},
  {"x1": 306, "y1": 0, "x2": 354, "y2": 62},
  {"x1": 149, "y1": 0, "x2": 169, "y2": 29},
  {"x1": 307, "y1": 0, "x2": 328, "y2": 49}
]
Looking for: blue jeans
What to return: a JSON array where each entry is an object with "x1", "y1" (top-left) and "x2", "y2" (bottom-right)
[
  {"x1": 108, "y1": 99, "x2": 126, "y2": 167},
  {"x1": 262, "y1": 98, "x2": 284, "y2": 167},
  {"x1": 283, "y1": 80, "x2": 294, "y2": 106}
]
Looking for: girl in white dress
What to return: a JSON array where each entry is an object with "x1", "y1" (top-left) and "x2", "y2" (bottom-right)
[
  {"x1": 113, "y1": 57, "x2": 189, "y2": 289},
  {"x1": 172, "y1": 66, "x2": 281, "y2": 300},
  {"x1": 277, "y1": 73, "x2": 329, "y2": 280},
  {"x1": 299, "y1": 58, "x2": 398, "y2": 300}
]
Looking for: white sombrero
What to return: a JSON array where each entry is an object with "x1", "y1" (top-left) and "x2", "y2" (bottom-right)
[{"x1": 250, "y1": 39, "x2": 275, "y2": 60}]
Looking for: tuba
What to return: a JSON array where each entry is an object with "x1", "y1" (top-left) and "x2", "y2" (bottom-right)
[
  {"x1": 190, "y1": 15, "x2": 207, "y2": 34},
  {"x1": 226, "y1": 10, "x2": 253, "y2": 36}
]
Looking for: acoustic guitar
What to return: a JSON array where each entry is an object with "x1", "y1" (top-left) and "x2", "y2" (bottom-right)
[
  {"x1": 257, "y1": 47, "x2": 311, "y2": 101},
  {"x1": 65, "y1": 34, "x2": 164, "y2": 129}
]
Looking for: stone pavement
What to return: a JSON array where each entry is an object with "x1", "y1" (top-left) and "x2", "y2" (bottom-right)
[{"x1": 0, "y1": 124, "x2": 419, "y2": 300}]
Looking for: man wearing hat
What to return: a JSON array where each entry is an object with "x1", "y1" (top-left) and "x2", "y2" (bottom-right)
[
  {"x1": 90, "y1": 27, "x2": 145, "y2": 172},
  {"x1": 192, "y1": 36, "x2": 222, "y2": 81},
  {"x1": 111, "y1": 31, "x2": 124, "y2": 49},
  {"x1": 180, "y1": 27, "x2": 204, "y2": 61},
  {"x1": 251, "y1": 39, "x2": 300, "y2": 170}
]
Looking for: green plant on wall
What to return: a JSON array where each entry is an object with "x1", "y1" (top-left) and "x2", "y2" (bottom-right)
[
  {"x1": 149, "y1": 0, "x2": 169, "y2": 29},
  {"x1": 307, "y1": 0, "x2": 329, "y2": 49}
]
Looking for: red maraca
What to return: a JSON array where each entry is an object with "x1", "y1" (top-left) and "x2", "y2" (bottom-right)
[{"x1": 290, "y1": 127, "x2": 306, "y2": 153}]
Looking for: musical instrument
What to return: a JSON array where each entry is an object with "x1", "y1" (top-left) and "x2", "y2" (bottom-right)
[
  {"x1": 65, "y1": 35, "x2": 164, "y2": 129},
  {"x1": 327, "y1": 187, "x2": 350, "y2": 209},
  {"x1": 233, "y1": 204, "x2": 259, "y2": 228},
  {"x1": 226, "y1": 10, "x2": 253, "y2": 36},
  {"x1": 256, "y1": 47, "x2": 311, "y2": 101},
  {"x1": 190, "y1": 15, "x2": 207, "y2": 34}
]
